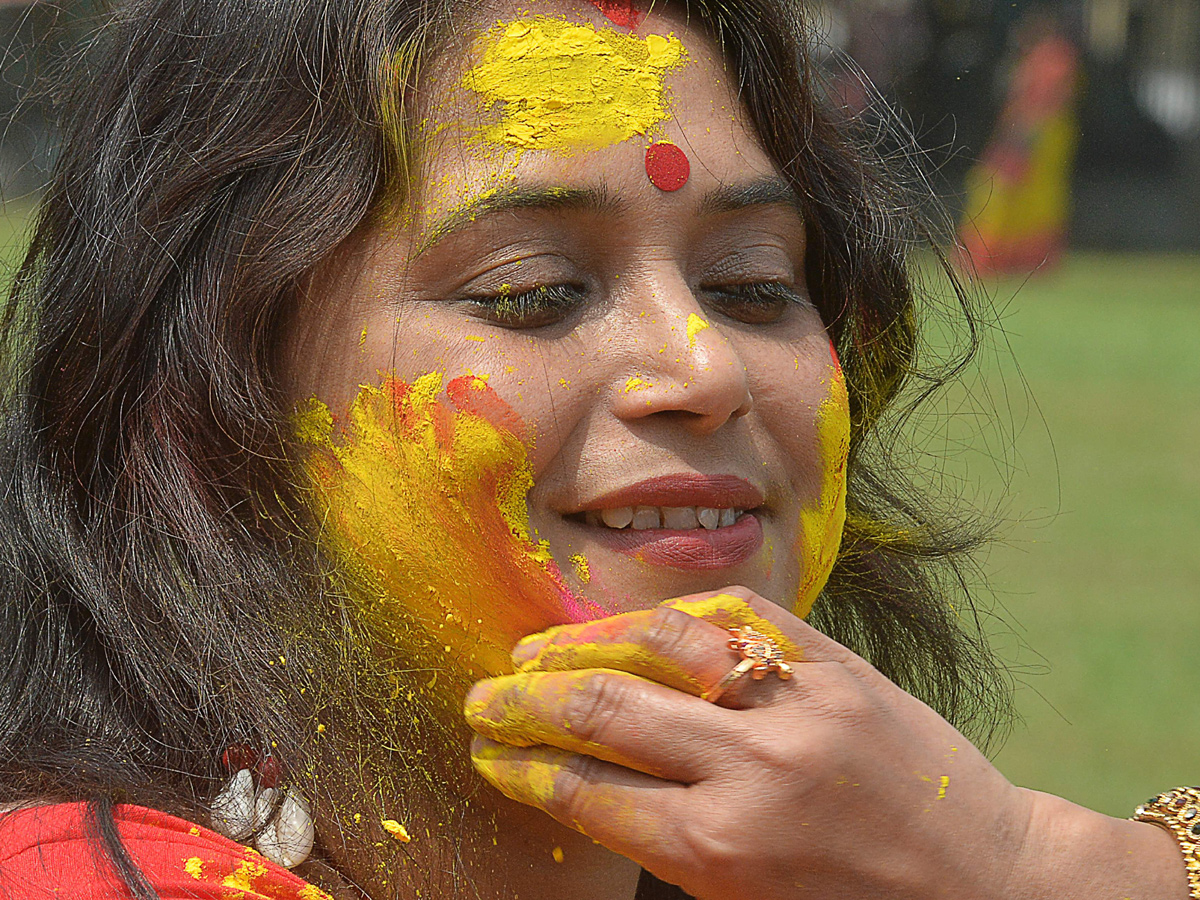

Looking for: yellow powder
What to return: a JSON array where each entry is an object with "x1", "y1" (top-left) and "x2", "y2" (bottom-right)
[
  {"x1": 296, "y1": 373, "x2": 599, "y2": 675},
  {"x1": 794, "y1": 356, "x2": 850, "y2": 618},
  {"x1": 183, "y1": 857, "x2": 203, "y2": 880},
  {"x1": 299, "y1": 886, "x2": 335, "y2": 900},
  {"x1": 938, "y1": 775, "x2": 950, "y2": 800},
  {"x1": 552, "y1": 846, "x2": 565, "y2": 863},
  {"x1": 222, "y1": 859, "x2": 268, "y2": 891},
  {"x1": 686, "y1": 313, "x2": 710, "y2": 348},
  {"x1": 623, "y1": 375, "x2": 651, "y2": 393},
  {"x1": 663, "y1": 593, "x2": 802, "y2": 660},
  {"x1": 516, "y1": 630, "x2": 706, "y2": 694},
  {"x1": 470, "y1": 736, "x2": 561, "y2": 808},
  {"x1": 569, "y1": 553, "x2": 592, "y2": 584},
  {"x1": 463, "y1": 17, "x2": 686, "y2": 153},
  {"x1": 383, "y1": 819, "x2": 413, "y2": 843}
]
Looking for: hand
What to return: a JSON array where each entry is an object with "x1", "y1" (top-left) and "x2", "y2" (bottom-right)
[{"x1": 462, "y1": 587, "x2": 1037, "y2": 899}]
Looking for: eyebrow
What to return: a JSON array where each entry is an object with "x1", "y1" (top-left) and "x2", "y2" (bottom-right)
[
  {"x1": 697, "y1": 177, "x2": 804, "y2": 216},
  {"x1": 416, "y1": 185, "x2": 620, "y2": 253},
  {"x1": 415, "y1": 175, "x2": 802, "y2": 253}
]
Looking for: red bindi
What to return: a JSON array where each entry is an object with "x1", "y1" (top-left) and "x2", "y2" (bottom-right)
[
  {"x1": 588, "y1": 0, "x2": 645, "y2": 30},
  {"x1": 645, "y1": 142, "x2": 690, "y2": 192}
]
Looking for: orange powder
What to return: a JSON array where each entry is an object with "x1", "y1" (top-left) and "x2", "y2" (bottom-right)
[
  {"x1": 794, "y1": 344, "x2": 851, "y2": 618},
  {"x1": 296, "y1": 373, "x2": 602, "y2": 676}
]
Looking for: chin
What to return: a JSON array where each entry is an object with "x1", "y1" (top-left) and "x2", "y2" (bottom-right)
[{"x1": 553, "y1": 544, "x2": 794, "y2": 618}]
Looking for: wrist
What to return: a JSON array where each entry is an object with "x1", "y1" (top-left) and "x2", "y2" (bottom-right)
[{"x1": 1004, "y1": 788, "x2": 1189, "y2": 900}]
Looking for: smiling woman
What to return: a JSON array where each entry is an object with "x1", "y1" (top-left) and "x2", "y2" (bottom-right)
[{"x1": 0, "y1": 1, "x2": 1028, "y2": 899}]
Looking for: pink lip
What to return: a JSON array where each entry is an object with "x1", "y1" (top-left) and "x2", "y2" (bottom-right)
[
  {"x1": 577, "y1": 474, "x2": 765, "y2": 512},
  {"x1": 570, "y1": 474, "x2": 766, "y2": 571},
  {"x1": 586, "y1": 513, "x2": 764, "y2": 570}
]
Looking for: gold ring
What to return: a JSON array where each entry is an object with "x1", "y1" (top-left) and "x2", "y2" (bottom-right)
[{"x1": 701, "y1": 626, "x2": 794, "y2": 703}]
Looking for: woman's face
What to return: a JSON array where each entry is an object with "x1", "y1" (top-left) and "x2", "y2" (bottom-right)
[{"x1": 288, "y1": 0, "x2": 848, "y2": 666}]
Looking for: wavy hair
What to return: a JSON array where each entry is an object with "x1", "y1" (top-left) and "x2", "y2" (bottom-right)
[{"x1": 0, "y1": 0, "x2": 1009, "y2": 896}]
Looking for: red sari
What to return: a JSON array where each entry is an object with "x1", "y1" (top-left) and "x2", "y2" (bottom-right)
[{"x1": 0, "y1": 803, "x2": 329, "y2": 899}]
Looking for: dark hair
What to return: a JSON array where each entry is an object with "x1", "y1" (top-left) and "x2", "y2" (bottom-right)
[{"x1": 0, "y1": 0, "x2": 1009, "y2": 895}]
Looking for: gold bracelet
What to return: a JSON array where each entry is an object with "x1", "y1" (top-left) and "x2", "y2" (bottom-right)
[{"x1": 1132, "y1": 787, "x2": 1200, "y2": 897}]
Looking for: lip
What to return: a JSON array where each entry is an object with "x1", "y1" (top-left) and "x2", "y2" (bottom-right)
[
  {"x1": 583, "y1": 513, "x2": 764, "y2": 570},
  {"x1": 575, "y1": 474, "x2": 765, "y2": 512}
]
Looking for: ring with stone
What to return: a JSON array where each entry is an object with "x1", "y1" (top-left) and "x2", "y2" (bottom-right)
[{"x1": 701, "y1": 626, "x2": 795, "y2": 703}]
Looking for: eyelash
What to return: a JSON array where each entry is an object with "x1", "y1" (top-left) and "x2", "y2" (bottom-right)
[
  {"x1": 460, "y1": 284, "x2": 588, "y2": 328},
  {"x1": 460, "y1": 281, "x2": 810, "y2": 329}
]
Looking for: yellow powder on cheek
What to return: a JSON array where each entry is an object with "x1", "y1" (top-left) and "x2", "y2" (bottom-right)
[
  {"x1": 462, "y1": 17, "x2": 687, "y2": 153},
  {"x1": 569, "y1": 553, "x2": 592, "y2": 584},
  {"x1": 794, "y1": 354, "x2": 851, "y2": 618},
  {"x1": 296, "y1": 373, "x2": 602, "y2": 676}
]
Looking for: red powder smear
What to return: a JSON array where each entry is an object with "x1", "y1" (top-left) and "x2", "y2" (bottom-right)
[
  {"x1": 303, "y1": 373, "x2": 603, "y2": 675},
  {"x1": 589, "y1": 0, "x2": 645, "y2": 29},
  {"x1": 645, "y1": 142, "x2": 690, "y2": 192}
]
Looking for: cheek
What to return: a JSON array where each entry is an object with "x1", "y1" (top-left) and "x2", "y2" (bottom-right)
[
  {"x1": 749, "y1": 338, "x2": 850, "y2": 618},
  {"x1": 794, "y1": 343, "x2": 850, "y2": 617},
  {"x1": 365, "y1": 315, "x2": 578, "y2": 441},
  {"x1": 295, "y1": 371, "x2": 605, "y2": 678}
]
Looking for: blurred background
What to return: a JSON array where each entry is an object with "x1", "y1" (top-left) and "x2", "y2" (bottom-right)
[{"x1": 0, "y1": 0, "x2": 1196, "y2": 818}]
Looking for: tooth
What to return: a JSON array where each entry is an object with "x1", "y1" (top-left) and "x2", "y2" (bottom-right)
[
  {"x1": 719, "y1": 508, "x2": 738, "y2": 528},
  {"x1": 600, "y1": 507, "x2": 634, "y2": 529},
  {"x1": 662, "y1": 507, "x2": 699, "y2": 530},
  {"x1": 698, "y1": 507, "x2": 720, "y2": 530},
  {"x1": 585, "y1": 510, "x2": 603, "y2": 527},
  {"x1": 632, "y1": 506, "x2": 661, "y2": 530}
]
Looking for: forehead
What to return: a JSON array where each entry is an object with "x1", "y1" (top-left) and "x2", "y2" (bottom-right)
[{"x1": 409, "y1": 0, "x2": 774, "y2": 216}]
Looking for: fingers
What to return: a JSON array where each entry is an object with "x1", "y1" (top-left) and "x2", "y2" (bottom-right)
[
  {"x1": 511, "y1": 588, "x2": 860, "y2": 708},
  {"x1": 470, "y1": 736, "x2": 691, "y2": 872},
  {"x1": 511, "y1": 605, "x2": 764, "y2": 702},
  {"x1": 661, "y1": 587, "x2": 856, "y2": 667},
  {"x1": 464, "y1": 668, "x2": 735, "y2": 782}
]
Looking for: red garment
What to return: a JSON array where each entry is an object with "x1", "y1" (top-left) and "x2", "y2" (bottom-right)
[{"x1": 0, "y1": 803, "x2": 330, "y2": 899}]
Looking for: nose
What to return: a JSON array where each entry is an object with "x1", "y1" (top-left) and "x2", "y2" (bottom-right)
[{"x1": 609, "y1": 279, "x2": 753, "y2": 436}]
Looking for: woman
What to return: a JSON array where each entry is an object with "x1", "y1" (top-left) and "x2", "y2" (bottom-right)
[
  {"x1": 958, "y1": 7, "x2": 1081, "y2": 276},
  {"x1": 0, "y1": 0, "x2": 1189, "y2": 898}
]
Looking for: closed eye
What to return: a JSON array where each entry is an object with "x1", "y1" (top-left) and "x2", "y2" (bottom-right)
[
  {"x1": 699, "y1": 281, "x2": 812, "y2": 325},
  {"x1": 457, "y1": 283, "x2": 589, "y2": 329}
]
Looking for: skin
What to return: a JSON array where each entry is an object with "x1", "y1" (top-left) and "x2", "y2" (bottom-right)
[
  {"x1": 287, "y1": 2, "x2": 1188, "y2": 898},
  {"x1": 291, "y1": 10, "x2": 829, "y2": 618}
]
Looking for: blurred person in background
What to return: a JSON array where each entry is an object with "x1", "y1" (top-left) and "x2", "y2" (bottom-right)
[{"x1": 958, "y1": 4, "x2": 1082, "y2": 274}]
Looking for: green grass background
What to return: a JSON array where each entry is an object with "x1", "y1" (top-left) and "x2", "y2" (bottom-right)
[
  {"x1": 968, "y1": 254, "x2": 1200, "y2": 816},
  {"x1": 2, "y1": 200, "x2": 1196, "y2": 819}
]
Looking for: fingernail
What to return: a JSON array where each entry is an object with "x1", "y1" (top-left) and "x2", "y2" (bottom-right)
[
  {"x1": 463, "y1": 680, "x2": 498, "y2": 720},
  {"x1": 510, "y1": 632, "x2": 549, "y2": 668}
]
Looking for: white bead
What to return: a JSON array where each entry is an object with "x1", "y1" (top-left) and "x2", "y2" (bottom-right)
[
  {"x1": 255, "y1": 788, "x2": 315, "y2": 869},
  {"x1": 253, "y1": 786, "x2": 279, "y2": 831},
  {"x1": 210, "y1": 768, "x2": 255, "y2": 841}
]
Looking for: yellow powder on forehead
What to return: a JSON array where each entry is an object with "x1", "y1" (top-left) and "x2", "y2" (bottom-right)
[{"x1": 462, "y1": 16, "x2": 687, "y2": 153}]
